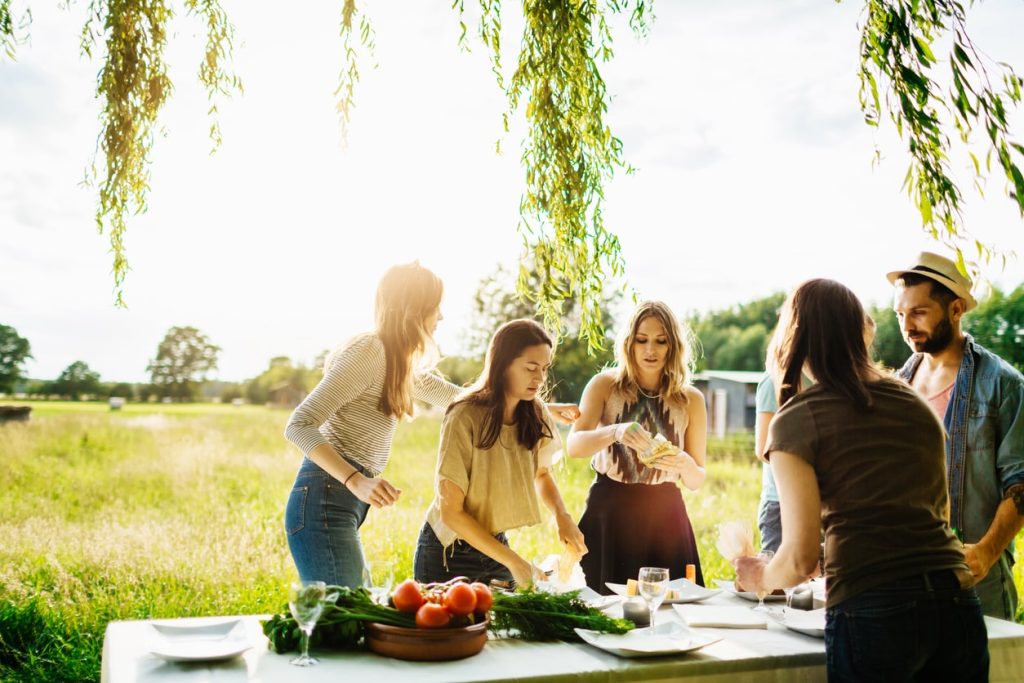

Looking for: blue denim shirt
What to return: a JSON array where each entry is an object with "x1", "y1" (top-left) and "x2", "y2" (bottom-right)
[{"x1": 898, "y1": 335, "x2": 1024, "y2": 555}]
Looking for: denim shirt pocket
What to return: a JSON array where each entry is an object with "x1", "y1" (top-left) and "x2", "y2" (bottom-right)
[{"x1": 966, "y1": 401, "x2": 999, "y2": 451}]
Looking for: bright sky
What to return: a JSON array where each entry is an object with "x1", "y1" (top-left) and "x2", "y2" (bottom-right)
[{"x1": 3, "y1": 1, "x2": 1024, "y2": 383}]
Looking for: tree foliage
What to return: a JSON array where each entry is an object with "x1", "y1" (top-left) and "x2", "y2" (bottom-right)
[
  {"x1": 857, "y1": 0, "x2": 1024, "y2": 274},
  {"x1": 146, "y1": 325, "x2": 220, "y2": 401},
  {"x1": 454, "y1": 262, "x2": 622, "y2": 403},
  {"x1": 2, "y1": 1, "x2": 1022, "y2": 342},
  {"x1": 51, "y1": 360, "x2": 102, "y2": 399},
  {"x1": 0, "y1": 323, "x2": 32, "y2": 393},
  {"x1": 242, "y1": 355, "x2": 322, "y2": 407},
  {"x1": 963, "y1": 283, "x2": 1024, "y2": 372},
  {"x1": 687, "y1": 293, "x2": 785, "y2": 372}
]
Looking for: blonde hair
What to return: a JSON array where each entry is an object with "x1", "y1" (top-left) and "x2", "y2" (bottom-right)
[
  {"x1": 612, "y1": 301, "x2": 694, "y2": 404},
  {"x1": 373, "y1": 262, "x2": 443, "y2": 418}
]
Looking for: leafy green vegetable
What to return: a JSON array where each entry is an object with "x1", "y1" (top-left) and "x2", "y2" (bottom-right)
[
  {"x1": 262, "y1": 585, "x2": 632, "y2": 653},
  {"x1": 489, "y1": 588, "x2": 633, "y2": 642},
  {"x1": 261, "y1": 586, "x2": 414, "y2": 653}
]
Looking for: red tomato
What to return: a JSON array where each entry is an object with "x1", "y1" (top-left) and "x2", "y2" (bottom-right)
[
  {"x1": 443, "y1": 582, "x2": 478, "y2": 617},
  {"x1": 391, "y1": 579, "x2": 425, "y2": 614},
  {"x1": 415, "y1": 602, "x2": 452, "y2": 629},
  {"x1": 469, "y1": 582, "x2": 493, "y2": 614}
]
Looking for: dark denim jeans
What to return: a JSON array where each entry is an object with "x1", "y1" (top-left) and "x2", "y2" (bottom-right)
[
  {"x1": 284, "y1": 457, "x2": 370, "y2": 588},
  {"x1": 413, "y1": 522, "x2": 514, "y2": 586},
  {"x1": 825, "y1": 570, "x2": 989, "y2": 682}
]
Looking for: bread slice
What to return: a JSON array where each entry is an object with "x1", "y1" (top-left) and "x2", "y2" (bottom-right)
[{"x1": 638, "y1": 434, "x2": 679, "y2": 466}]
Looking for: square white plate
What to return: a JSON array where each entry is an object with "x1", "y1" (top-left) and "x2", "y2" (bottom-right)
[
  {"x1": 713, "y1": 579, "x2": 786, "y2": 602},
  {"x1": 575, "y1": 622, "x2": 721, "y2": 658},
  {"x1": 605, "y1": 578, "x2": 721, "y2": 604},
  {"x1": 768, "y1": 608, "x2": 826, "y2": 638},
  {"x1": 149, "y1": 619, "x2": 252, "y2": 662}
]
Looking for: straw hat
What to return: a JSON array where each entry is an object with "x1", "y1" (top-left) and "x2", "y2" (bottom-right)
[{"x1": 886, "y1": 251, "x2": 978, "y2": 311}]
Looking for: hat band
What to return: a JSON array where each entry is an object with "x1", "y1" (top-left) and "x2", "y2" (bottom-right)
[{"x1": 914, "y1": 264, "x2": 952, "y2": 280}]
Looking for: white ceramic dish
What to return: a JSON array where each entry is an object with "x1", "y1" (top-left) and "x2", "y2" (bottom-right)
[
  {"x1": 605, "y1": 578, "x2": 721, "y2": 604},
  {"x1": 574, "y1": 622, "x2": 721, "y2": 658},
  {"x1": 149, "y1": 619, "x2": 252, "y2": 662},
  {"x1": 713, "y1": 579, "x2": 786, "y2": 602},
  {"x1": 768, "y1": 608, "x2": 826, "y2": 638}
]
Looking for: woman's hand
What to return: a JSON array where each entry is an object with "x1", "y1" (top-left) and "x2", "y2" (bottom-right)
[
  {"x1": 508, "y1": 556, "x2": 545, "y2": 588},
  {"x1": 614, "y1": 421, "x2": 652, "y2": 452},
  {"x1": 556, "y1": 512, "x2": 588, "y2": 557},
  {"x1": 347, "y1": 473, "x2": 401, "y2": 509},
  {"x1": 546, "y1": 402, "x2": 581, "y2": 425},
  {"x1": 650, "y1": 450, "x2": 699, "y2": 475},
  {"x1": 733, "y1": 554, "x2": 769, "y2": 594}
]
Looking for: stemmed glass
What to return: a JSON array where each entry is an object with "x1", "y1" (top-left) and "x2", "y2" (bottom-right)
[
  {"x1": 363, "y1": 564, "x2": 394, "y2": 605},
  {"x1": 637, "y1": 566, "x2": 670, "y2": 631},
  {"x1": 288, "y1": 581, "x2": 326, "y2": 666},
  {"x1": 751, "y1": 550, "x2": 775, "y2": 612}
]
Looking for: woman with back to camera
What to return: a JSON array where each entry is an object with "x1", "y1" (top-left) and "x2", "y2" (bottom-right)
[
  {"x1": 414, "y1": 319, "x2": 587, "y2": 588},
  {"x1": 735, "y1": 278, "x2": 987, "y2": 682},
  {"x1": 567, "y1": 300, "x2": 707, "y2": 592}
]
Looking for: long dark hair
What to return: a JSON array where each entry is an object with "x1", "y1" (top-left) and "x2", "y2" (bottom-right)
[
  {"x1": 452, "y1": 319, "x2": 554, "y2": 451},
  {"x1": 767, "y1": 279, "x2": 874, "y2": 410}
]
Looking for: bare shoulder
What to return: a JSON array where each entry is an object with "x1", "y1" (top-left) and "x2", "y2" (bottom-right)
[
  {"x1": 584, "y1": 370, "x2": 617, "y2": 397},
  {"x1": 683, "y1": 385, "x2": 706, "y2": 406}
]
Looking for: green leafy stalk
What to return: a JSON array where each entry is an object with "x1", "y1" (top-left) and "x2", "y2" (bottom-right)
[
  {"x1": 0, "y1": 0, "x2": 32, "y2": 59},
  {"x1": 856, "y1": 0, "x2": 1023, "y2": 276},
  {"x1": 184, "y1": 0, "x2": 243, "y2": 151},
  {"x1": 495, "y1": 0, "x2": 649, "y2": 353},
  {"x1": 336, "y1": 0, "x2": 376, "y2": 141},
  {"x1": 489, "y1": 588, "x2": 633, "y2": 642}
]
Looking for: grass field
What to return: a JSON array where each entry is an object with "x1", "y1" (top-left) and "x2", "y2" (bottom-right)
[{"x1": 1, "y1": 401, "x2": 1021, "y2": 682}]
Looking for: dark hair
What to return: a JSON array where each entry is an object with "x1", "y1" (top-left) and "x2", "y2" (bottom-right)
[
  {"x1": 768, "y1": 279, "x2": 874, "y2": 410},
  {"x1": 452, "y1": 319, "x2": 554, "y2": 451},
  {"x1": 895, "y1": 272, "x2": 957, "y2": 308}
]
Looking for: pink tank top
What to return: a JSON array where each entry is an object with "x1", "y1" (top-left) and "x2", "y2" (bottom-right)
[{"x1": 926, "y1": 382, "x2": 954, "y2": 421}]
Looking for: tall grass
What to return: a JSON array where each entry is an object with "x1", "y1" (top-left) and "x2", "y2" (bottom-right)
[{"x1": 1, "y1": 403, "x2": 1021, "y2": 682}]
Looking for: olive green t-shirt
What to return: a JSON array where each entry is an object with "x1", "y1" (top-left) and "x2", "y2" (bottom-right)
[
  {"x1": 426, "y1": 402, "x2": 560, "y2": 547},
  {"x1": 766, "y1": 377, "x2": 968, "y2": 608}
]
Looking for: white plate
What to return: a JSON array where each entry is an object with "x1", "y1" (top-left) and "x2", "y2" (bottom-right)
[
  {"x1": 713, "y1": 579, "x2": 786, "y2": 602},
  {"x1": 768, "y1": 608, "x2": 826, "y2": 638},
  {"x1": 149, "y1": 619, "x2": 252, "y2": 662},
  {"x1": 575, "y1": 622, "x2": 721, "y2": 658},
  {"x1": 605, "y1": 579, "x2": 721, "y2": 604}
]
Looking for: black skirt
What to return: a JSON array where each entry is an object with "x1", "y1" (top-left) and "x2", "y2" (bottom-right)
[{"x1": 578, "y1": 472, "x2": 704, "y2": 593}]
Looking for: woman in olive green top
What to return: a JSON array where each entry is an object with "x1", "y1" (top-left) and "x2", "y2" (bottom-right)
[
  {"x1": 413, "y1": 319, "x2": 587, "y2": 588},
  {"x1": 735, "y1": 278, "x2": 987, "y2": 682}
]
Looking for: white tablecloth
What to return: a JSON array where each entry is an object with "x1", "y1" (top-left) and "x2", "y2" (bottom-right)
[{"x1": 101, "y1": 593, "x2": 1024, "y2": 683}]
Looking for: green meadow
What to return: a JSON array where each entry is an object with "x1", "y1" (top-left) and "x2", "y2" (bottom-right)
[{"x1": 1, "y1": 402, "x2": 1021, "y2": 682}]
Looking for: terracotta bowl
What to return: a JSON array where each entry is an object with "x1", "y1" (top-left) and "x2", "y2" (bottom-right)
[{"x1": 365, "y1": 619, "x2": 488, "y2": 661}]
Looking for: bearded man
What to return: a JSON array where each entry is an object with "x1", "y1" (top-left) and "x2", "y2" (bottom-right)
[{"x1": 890, "y1": 251, "x2": 1024, "y2": 620}]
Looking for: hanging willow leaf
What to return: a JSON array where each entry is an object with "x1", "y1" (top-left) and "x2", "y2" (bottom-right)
[
  {"x1": 0, "y1": 0, "x2": 31, "y2": 59},
  {"x1": 335, "y1": 0, "x2": 376, "y2": 142},
  {"x1": 856, "y1": 0, "x2": 1024, "y2": 280}
]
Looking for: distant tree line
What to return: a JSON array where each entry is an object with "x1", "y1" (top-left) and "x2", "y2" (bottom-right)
[{"x1": 3, "y1": 280, "x2": 1023, "y2": 404}]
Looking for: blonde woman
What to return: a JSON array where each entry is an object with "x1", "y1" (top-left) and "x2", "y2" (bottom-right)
[
  {"x1": 284, "y1": 262, "x2": 580, "y2": 587},
  {"x1": 567, "y1": 301, "x2": 707, "y2": 592}
]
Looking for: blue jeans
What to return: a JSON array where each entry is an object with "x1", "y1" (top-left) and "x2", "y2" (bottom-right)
[
  {"x1": 758, "y1": 498, "x2": 782, "y2": 553},
  {"x1": 413, "y1": 522, "x2": 514, "y2": 586},
  {"x1": 825, "y1": 570, "x2": 989, "y2": 682},
  {"x1": 284, "y1": 457, "x2": 370, "y2": 588}
]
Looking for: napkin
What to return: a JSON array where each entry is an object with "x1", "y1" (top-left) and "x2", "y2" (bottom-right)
[{"x1": 673, "y1": 604, "x2": 768, "y2": 629}]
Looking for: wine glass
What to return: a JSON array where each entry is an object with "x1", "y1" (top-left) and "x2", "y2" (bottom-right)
[
  {"x1": 637, "y1": 566, "x2": 670, "y2": 631},
  {"x1": 288, "y1": 581, "x2": 326, "y2": 666},
  {"x1": 751, "y1": 550, "x2": 775, "y2": 612},
  {"x1": 363, "y1": 564, "x2": 394, "y2": 605}
]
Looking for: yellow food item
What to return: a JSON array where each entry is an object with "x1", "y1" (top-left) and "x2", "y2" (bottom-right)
[
  {"x1": 638, "y1": 434, "x2": 679, "y2": 466},
  {"x1": 626, "y1": 578, "x2": 679, "y2": 600}
]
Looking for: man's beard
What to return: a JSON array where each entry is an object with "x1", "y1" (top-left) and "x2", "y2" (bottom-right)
[{"x1": 910, "y1": 313, "x2": 954, "y2": 354}]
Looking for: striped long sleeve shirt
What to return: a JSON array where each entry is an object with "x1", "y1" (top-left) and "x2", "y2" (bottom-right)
[{"x1": 284, "y1": 333, "x2": 460, "y2": 477}]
